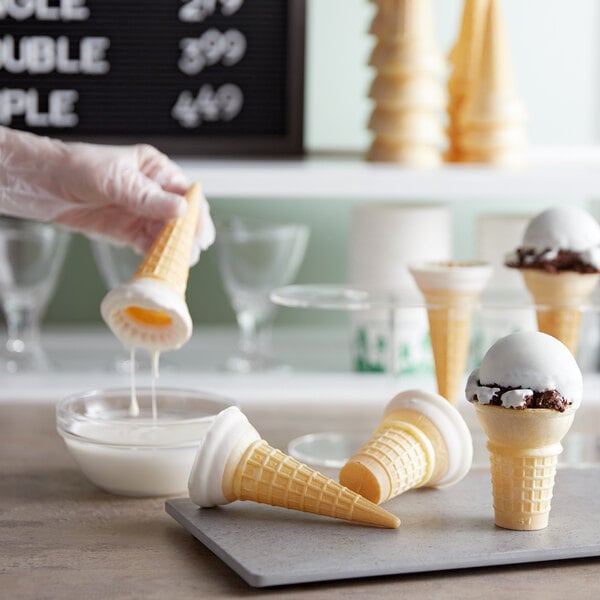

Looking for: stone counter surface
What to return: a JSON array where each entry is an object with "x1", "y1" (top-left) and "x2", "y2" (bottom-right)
[{"x1": 2, "y1": 401, "x2": 599, "y2": 599}]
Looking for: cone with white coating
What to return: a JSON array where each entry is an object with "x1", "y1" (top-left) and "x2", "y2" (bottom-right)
[
  {"x1": 409, "y1": 262, "x2": 492, "y2": 404},
  {"x1": 100, "y1": 184, "x2": 202, "y2": 352},
  {"x1": 475, "y1": 403, "x2": 575, "y2": 530},
  {"x1": 520, "y1": 269, "x2": 599, "y2": 355},
  {"x1": 189, "y1": 407, "x2": 400, "y2": 529},
  {"x1": 339, "y1": 390, "x2": 472, "y2": 504}
]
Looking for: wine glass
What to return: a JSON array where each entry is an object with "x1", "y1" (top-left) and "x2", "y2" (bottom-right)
[
  {"x1": 215, "y1": 218, "x2": 309, "y2": 372},
  {"x1": 0, "y1": 218, "x2": 70, "y2": 373},
  {"x1": 91, "y1": 239, "x2": 150, "y2": 373}
]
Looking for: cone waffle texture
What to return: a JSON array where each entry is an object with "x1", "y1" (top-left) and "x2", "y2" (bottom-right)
[
  {"x1": 475, "y1": 403, "x2": 575, "y2": 530},
  {"x1": 520, "y1": 269, "x2": 599, "y2": 355},
  {"x1": 223, "y1": 439, "x2": 400, "y2": 529},
  {"x1": 422, "y1": 289, "x2": 478, "y2": 404},
  {"x1": 339, "y1": 419, "x2": 436, "y2": 504},
  {"x1": 133, "y1": 183, "x2": 201, "y2": 297}
]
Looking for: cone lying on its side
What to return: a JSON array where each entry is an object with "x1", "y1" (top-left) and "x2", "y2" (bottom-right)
[
  {"x1": 409, "y1": 262, "x2": 492, "y2": 405},
  {"x1": 519, "y1": 269, "x2": 599, "y2": 355},
  {"x1": 475, "y1": 403, "x2": 575, "y2": 530},
  {"x1": 340, "y1": 390, "x2": 472, "y2": 504},
  {"x1": 189, "y1": 407, "x2": 400, "y2": 529},
  {"x1": 100, "y1": 184, "x2": 201, "y2": 352}
]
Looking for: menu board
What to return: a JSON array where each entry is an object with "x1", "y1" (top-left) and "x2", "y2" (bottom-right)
[{"x1": 0, "y1": 0, "x2": 305, "y2": 155}]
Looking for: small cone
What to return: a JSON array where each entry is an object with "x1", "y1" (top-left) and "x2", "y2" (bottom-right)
[
  {"x1": 475, "y1": 403, "x2": 575, "y2": 530},
  {"x1": 520, "y1": 269, "x2": 599, "y2": 355},
  {"x1": 132, "y1": 184, "x2": 201, "y2": 297},
  {"x1": 422, "y1": 288, "x2": 480, "y2": 403},
  {"x1": 190, "y1": 407, "x2": 400, "y2": 529},
  {"x1": 340, "y1": 390, "x2": 472, "y2": 504}
]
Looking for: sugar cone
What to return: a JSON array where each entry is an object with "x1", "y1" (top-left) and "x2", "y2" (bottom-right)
[
  {"x1": 519, "y1": 269, "x2": 599, "y2": 355},
  {"x1": 475, "y1": 403, "x2": 575, "y2": 530},
  {"x1": 189, "y1": 407, "x2": 400, "y2": 529},
  {"x1": 100, "y1": 184, "x2": 201, "y2": 351},
  {"x1": 460, "y1": 0, "x2": 526, "y2": 128},
  {"x1": 132, "y1": 184, "x2": 200, "y2": 297},
  {"x1": 422, "y1": 288, "x2": 479, "y2": 404},
  {"x1": 340, "y1": 390, "x2": 472, "y2": 504},
  {"x1": 409, "y1": 261, "x2": 491, "y2": 404}
]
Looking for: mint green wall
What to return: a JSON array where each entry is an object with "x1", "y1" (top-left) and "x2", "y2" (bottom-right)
[{"x1": 44, "y1": 0, "x2": 600, "y2": 324}]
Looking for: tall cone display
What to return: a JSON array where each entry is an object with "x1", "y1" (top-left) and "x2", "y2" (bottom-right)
[
  {"x1": 409, "y1": 262, "x2": 491, "y2": 404},
  {"x1": 458, "y1": 0, "x2": 527, "y2": 166},
  {"x1": 189, "y1": 407, "x2": 400, "y2": 529},
  {"x1": 100, "y1": 184, "x2": 201, "y2": 351},
  {"x1": 520, "y1": 269, "x2": 599, "y2": 355},
  {"x1": 367, "y1": 0, "x2": 445, "y2": 167},
  {"x1": 475, "y1": 403, "x2": 575, "y2": 530},
  {"x1": 446, "y1": 0, "x2": 489, "y2": 162},
  {"x1": 340, "y1": 390, "x2": 472, "y2": 504}
]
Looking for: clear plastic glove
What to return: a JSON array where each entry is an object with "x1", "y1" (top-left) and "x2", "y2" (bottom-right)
[{"x1": 0, "y1": 126, "x2": 215, "y2": 262}]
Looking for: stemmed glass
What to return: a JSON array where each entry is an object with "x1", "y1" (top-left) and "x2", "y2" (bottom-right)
[
  {"x1": 0, "y1": 218, "x2": 70, "y2": 372},
  {"x1": 215, "y1": 219, "x2": 309, "y2": 372}
]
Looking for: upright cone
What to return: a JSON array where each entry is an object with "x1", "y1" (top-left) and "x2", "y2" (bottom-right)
[
  {"x1": 520, "y1": 269, "x2": 599, "y2": 355},
  {"x1": 340, "y1": 390, "x2": 472, "y2": 504},
  {"x1": 409, "y1": 262, "x2": 491, "y2": 404},
  {"x1": 189, "y1": 407, "x2": 400, "y2": 529},
  {"x1": 100, "y1": 184, "x2": 201, "y2": 351},
  {"x1": 475, "y1": 403, "x2": 575, "y2": 530}
]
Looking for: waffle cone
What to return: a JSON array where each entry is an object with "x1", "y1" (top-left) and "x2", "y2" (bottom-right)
[
  {"x1": 339, "y1": 409, "x2": 448, "y2": 504},
  {"x1": 132, "y1": 183, "x2": 201, "y2": 297},
  {"x1": 421, "y1": 289, "x2": 479, "y2": 404},
  {"x1": 222, "y1": 439, "x2": 400, "y2": 529},
  {"x1": 475, "y1": 403, "x2": 575, "y2": 530},
  {"x1": 520, "y1": 269, "x2": 599, "y2": 354}
]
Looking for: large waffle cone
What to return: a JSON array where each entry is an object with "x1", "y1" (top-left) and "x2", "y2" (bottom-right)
[
  {"x1": 520, "y1": 269, "x2": 599, "y2": 354},
  {"x1": 339, "y1": 409, "x2": 448, "y2": 504},
  {"x1": 222, "y1": 439, "x2": 400, "y2": 529},
  {"x1": 475, "y1": 403, "x2": 575, "y2": 530},
  {"x1": 422, "y1": 289, "x2": 479, "y2": 404},
  {"x1": 132, "y1": 183, "x2": 201, "y2": 297}
]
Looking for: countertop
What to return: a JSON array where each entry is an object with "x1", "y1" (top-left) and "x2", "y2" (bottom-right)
[{"x1": 2, "y1": 328, "x2": 600, "y2": 598}]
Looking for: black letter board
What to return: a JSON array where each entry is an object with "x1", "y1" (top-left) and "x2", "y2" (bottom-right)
[{"x1": 0, "y1": 0, "x2": 305, "y2": 156}]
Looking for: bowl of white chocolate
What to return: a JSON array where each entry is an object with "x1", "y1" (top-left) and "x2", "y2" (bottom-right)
[{"x1": 56, "y1": 387, "x2": 236, "y2": 497}]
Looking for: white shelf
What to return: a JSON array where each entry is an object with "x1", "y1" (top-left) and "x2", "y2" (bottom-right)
[{"x1": 176, "y1": 146, "x2": 600, "y2": 200}]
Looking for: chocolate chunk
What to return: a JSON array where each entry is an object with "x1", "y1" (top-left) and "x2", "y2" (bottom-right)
[
  {"x1": 506, "y1": 248, "x2": 599, "y2": 274},
  {"x1": 475, "y1": 382, "x2": 570, "y2": 412}
]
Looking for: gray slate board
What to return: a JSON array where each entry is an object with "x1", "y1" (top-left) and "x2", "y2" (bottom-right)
[{"x1": 165, "y1": 468, "x2": 600, "y2": 587}]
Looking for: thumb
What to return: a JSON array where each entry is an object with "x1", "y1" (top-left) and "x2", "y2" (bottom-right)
[{"x1": 117, "y1": 170, "x2": 187, "y2": 220}]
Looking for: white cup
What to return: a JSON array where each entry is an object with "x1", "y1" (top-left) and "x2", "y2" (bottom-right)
[{"x1": 349, "y1": 203, "x2": 452, "y2": 375}]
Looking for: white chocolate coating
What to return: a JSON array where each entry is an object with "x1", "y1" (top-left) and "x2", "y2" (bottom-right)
[
  {"x1": 409, "y1": 261, "x2": 492, "y2": 292},
  {"x1": 506, "y1": 206, "x2": 600, "y2": 270},
  {"x1": 466, "y1": 331, "x2": 583, "y2": 409},
  {"x1": 386, "y1": 389, "x2": 473, "y2": 487},
  {"x1": 100, "y1": 277, "x2": 192, "y2": 352},
  {"x1": 188, "y1": 406, "x2": 260, "y2": 507}
]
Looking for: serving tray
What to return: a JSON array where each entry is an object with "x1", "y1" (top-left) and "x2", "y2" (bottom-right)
[{"x1": 166, "y1": 468, "x2": 600, "y2": 587}]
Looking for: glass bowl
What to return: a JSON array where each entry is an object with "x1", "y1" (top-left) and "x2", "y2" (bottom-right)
[{"x1": 56, "y1": 387, "x2": 236, "y2": 497}]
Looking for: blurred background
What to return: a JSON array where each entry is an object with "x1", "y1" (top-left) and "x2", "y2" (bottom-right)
[{"x1": 29, "y1": 0, "x2": 600, "y2": 327}]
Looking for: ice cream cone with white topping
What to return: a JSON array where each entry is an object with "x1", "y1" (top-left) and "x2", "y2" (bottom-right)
[
  {"x1": 189, "y1": 407, "x2": 400, "y2": 529},
  {"x1": 101, "y1": 184, "x2": 202, "y2": 352}
]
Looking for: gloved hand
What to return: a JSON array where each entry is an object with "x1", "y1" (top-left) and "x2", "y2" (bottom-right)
[{"x1": 0, "y1": 126, "x2": 215, "y2": 263}]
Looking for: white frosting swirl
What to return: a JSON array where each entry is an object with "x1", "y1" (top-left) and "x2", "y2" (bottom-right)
[
  {"x1": 188, "y1": 406, "x2": 260, "y2": 507},
  {"x1": 101, "y1": 277, "x2": 192, "y2": 352},
  {"x1": 386, "y1": 389, "x2": 472, "y2": 488}
]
